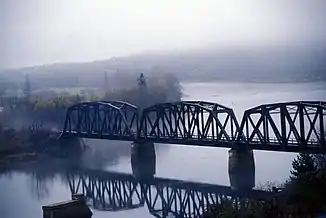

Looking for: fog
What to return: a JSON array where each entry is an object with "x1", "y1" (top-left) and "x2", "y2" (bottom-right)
[{"x1": 1, "y1": 0, "x2": 326, "y2": 69}]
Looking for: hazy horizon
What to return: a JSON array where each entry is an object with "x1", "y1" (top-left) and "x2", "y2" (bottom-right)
[{"x1": 1, "y1": 0, "x2": 326, "y2": 69}]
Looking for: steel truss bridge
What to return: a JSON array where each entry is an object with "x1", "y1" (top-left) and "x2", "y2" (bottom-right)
[
  {"x1": 66, "y1": 169, "x2": 272, "y2": 218},
  {"x1": 61, "y1": 100, "x2": 326, "y2": 153}
]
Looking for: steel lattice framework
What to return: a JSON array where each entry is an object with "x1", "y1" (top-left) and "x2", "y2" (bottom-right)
[
  {"x1": 237, "y1": 101, "x2": 326, "y2": 153},
  {"x1": 62, "y1": 101, "x2": 138, "y2": 140},
  {"x1": 66, "y1": 169, "x2": 271, "y2": 218},
  {"x1": 138, "y1": 101, "x2": 239, "y2": 147},
  {"x1": 61, "y1": 100, "x2": 326, "y2": 153}
]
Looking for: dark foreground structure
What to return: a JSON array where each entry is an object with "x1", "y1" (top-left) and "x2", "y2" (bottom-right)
[{"x1": 42, "y1": 194, "x2": 92, "y2": 218}]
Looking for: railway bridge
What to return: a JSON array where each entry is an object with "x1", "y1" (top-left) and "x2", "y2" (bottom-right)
[{"x1": 61, "y1": 100, "x2": 326, "y2": 153}]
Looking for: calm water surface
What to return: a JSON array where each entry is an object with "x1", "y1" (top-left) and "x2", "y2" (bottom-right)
[{"x1": 1, "y1": 82, "x2": 325, "y2": 218}]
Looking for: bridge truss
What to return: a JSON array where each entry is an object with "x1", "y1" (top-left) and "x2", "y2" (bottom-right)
[
  {"x1": 238, "y1": 101, "x2": 326, "y2": 153},
  {"x1": 62, "y1": 101, "x2": 138, "y2": 140},
  {"x1": 61, "y1": 100, "x2": 326, "y2": 153},
  {"x1": 138, "y1": 101, "x2": 239, "y2": 147}
]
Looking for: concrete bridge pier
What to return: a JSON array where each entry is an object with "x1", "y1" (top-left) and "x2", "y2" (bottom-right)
[
  {"x1": 228, "y1": 148, "x2": 255, "y2": 191},
  {"x1": 131, "y1": 142, "x2": 156, "y2": 180}
]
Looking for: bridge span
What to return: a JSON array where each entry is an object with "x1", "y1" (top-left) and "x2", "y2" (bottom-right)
[{"x1": 61, "y1": 100, "x2": 326, "y2": 153}]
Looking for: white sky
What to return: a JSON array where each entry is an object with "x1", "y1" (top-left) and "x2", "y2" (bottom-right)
[{"x1": 1, "y1": 0, "x2": 326, "y2": 69}]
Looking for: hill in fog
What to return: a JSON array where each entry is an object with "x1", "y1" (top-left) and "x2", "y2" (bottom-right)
[{"x1": 1, "y1": 44, "x2": 326, "y2": 90}]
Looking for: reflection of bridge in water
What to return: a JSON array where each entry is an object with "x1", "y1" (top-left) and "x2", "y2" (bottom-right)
[
  {"x1": 66, "y1": 169, "x2": 272, "y2": 218},
  {"x1": 61, "y1": 101, "x2": 326, "y2": 153},
  {"x1": 65, "y1": 143, "x2": 264, "y2": 218}
]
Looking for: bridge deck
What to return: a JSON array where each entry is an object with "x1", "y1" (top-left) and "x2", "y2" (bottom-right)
[{"x1": 61, "y1": 131, "x2": 324, "y2": 153}]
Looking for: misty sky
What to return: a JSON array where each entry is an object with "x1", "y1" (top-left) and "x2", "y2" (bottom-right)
[{"x1": 1, "y1": 0, "x2": 326, "y2": 69}]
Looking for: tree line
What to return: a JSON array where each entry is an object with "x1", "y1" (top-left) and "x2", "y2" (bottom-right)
[{"x1": 0, "y1": 73, "x2": 182, "y2": 129}]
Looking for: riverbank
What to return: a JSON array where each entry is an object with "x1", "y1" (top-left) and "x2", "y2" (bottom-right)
[
  {"x1": 0, "y1": 153, "x2": 49, "y2": 173},
  {"x1": 0, "y1": 127, "x2": 83, "y2": 168},
  {"x1": 204, "y1": 153, "x2": 326, "y2": 218}
]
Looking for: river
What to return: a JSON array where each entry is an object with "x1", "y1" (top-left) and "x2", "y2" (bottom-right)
[{"x1": 0, "y1": 81, "x2": 325, "y2": 218}]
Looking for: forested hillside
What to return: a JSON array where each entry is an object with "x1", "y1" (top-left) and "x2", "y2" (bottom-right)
[{"x1": 1, "y1": 45, "x2": 325, "y2": 91}]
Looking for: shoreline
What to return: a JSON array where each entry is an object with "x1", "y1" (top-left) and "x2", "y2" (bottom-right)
[
  {"x1": 0, "y1": 152, "x2": 45, "y2": 168},
  {"x1": 0, "y1": 129, "x2": 82, "y2": 169}
]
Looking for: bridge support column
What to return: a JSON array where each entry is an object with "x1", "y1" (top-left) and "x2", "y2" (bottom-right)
[
  {"x1": 228, "y1": 148, "x2": 255, "y2": 191},
  {"x1": 131, "y1": 142, "x2": 156, "y2": 180}
]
